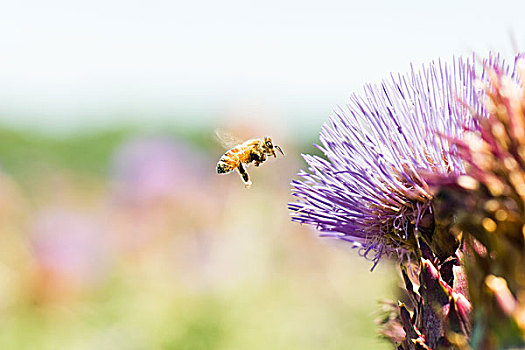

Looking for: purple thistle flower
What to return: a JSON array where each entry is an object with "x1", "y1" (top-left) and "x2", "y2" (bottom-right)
[{"x1": 289, "y1": 57, "x2": 483, "y2": 268}]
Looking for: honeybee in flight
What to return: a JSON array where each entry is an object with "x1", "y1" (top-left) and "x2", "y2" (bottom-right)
[{"x1": 215, "y1": 130, "x2": 284, "y2": 188}]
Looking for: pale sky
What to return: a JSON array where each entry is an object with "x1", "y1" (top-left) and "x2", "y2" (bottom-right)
[{"x1": 0, "y1": 0, "x2": 523, "y2": 132}]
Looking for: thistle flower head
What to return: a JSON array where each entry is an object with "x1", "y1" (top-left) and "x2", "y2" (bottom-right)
[{"x1": 289, "y1": 57, "x2": 482, "y2": 267}]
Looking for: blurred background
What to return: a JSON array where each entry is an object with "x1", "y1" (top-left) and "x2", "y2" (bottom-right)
[{"x1": 0, "y1": 0, "x2": 523, "y2": 349}]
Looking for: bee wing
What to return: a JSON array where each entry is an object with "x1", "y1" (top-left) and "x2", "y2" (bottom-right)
[{"x1": 214, "y1": 129, "x2": 243, "y2": 149}]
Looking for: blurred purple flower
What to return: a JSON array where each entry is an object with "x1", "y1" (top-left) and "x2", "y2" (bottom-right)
[
  {"x1": 110, "y1": 137, "x2": 209, "y2": 203},
  {"x1": 31, "y1": 208, "x2": 108, "y2": 286},
  {"x1": 289, "y1": 57, "x2": 482, "y2": 267}
]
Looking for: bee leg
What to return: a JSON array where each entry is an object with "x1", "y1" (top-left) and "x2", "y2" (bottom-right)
[
  {"x1": 237, "y1": 163, "x2": 252, "y2": 188},
  {"x1": 254, "y1": 153, "x2": 266, "y2": 167},
  {"x1": 250, "y1": 151, "x2": 261, "y2": 167}
]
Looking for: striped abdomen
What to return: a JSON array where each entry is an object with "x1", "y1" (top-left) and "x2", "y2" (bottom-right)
[{"x1": 216, "y1": 146, "x2": 251, "y2": 174}]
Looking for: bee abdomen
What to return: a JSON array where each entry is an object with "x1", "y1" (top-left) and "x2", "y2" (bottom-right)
[
  {"x1": 216, "y1": 152, "x2": 237, "y2": 174},
  {"x1": 216, "y1": 161, "x2": 230, "y2": 174}
]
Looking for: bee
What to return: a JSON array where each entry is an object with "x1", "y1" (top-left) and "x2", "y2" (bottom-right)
[{"x1": 215, "y1": 130, "x2": 284, "y2": 188}]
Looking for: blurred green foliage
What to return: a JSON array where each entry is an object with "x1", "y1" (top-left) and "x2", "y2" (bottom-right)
[
  {"x1": 0, "y1": 126, "x2": 323, "y2": 178},
  {"x1": 0, "y1": 127, "x2": 130, "y2": 176}
]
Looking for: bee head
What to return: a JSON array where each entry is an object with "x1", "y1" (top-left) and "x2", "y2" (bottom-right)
[
  {"x1": 263, "y1": 137, "x2": 284, "y2": 157},
  {"x1": 262, "y1": 137, "x2": 274, "y2": 155}
]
